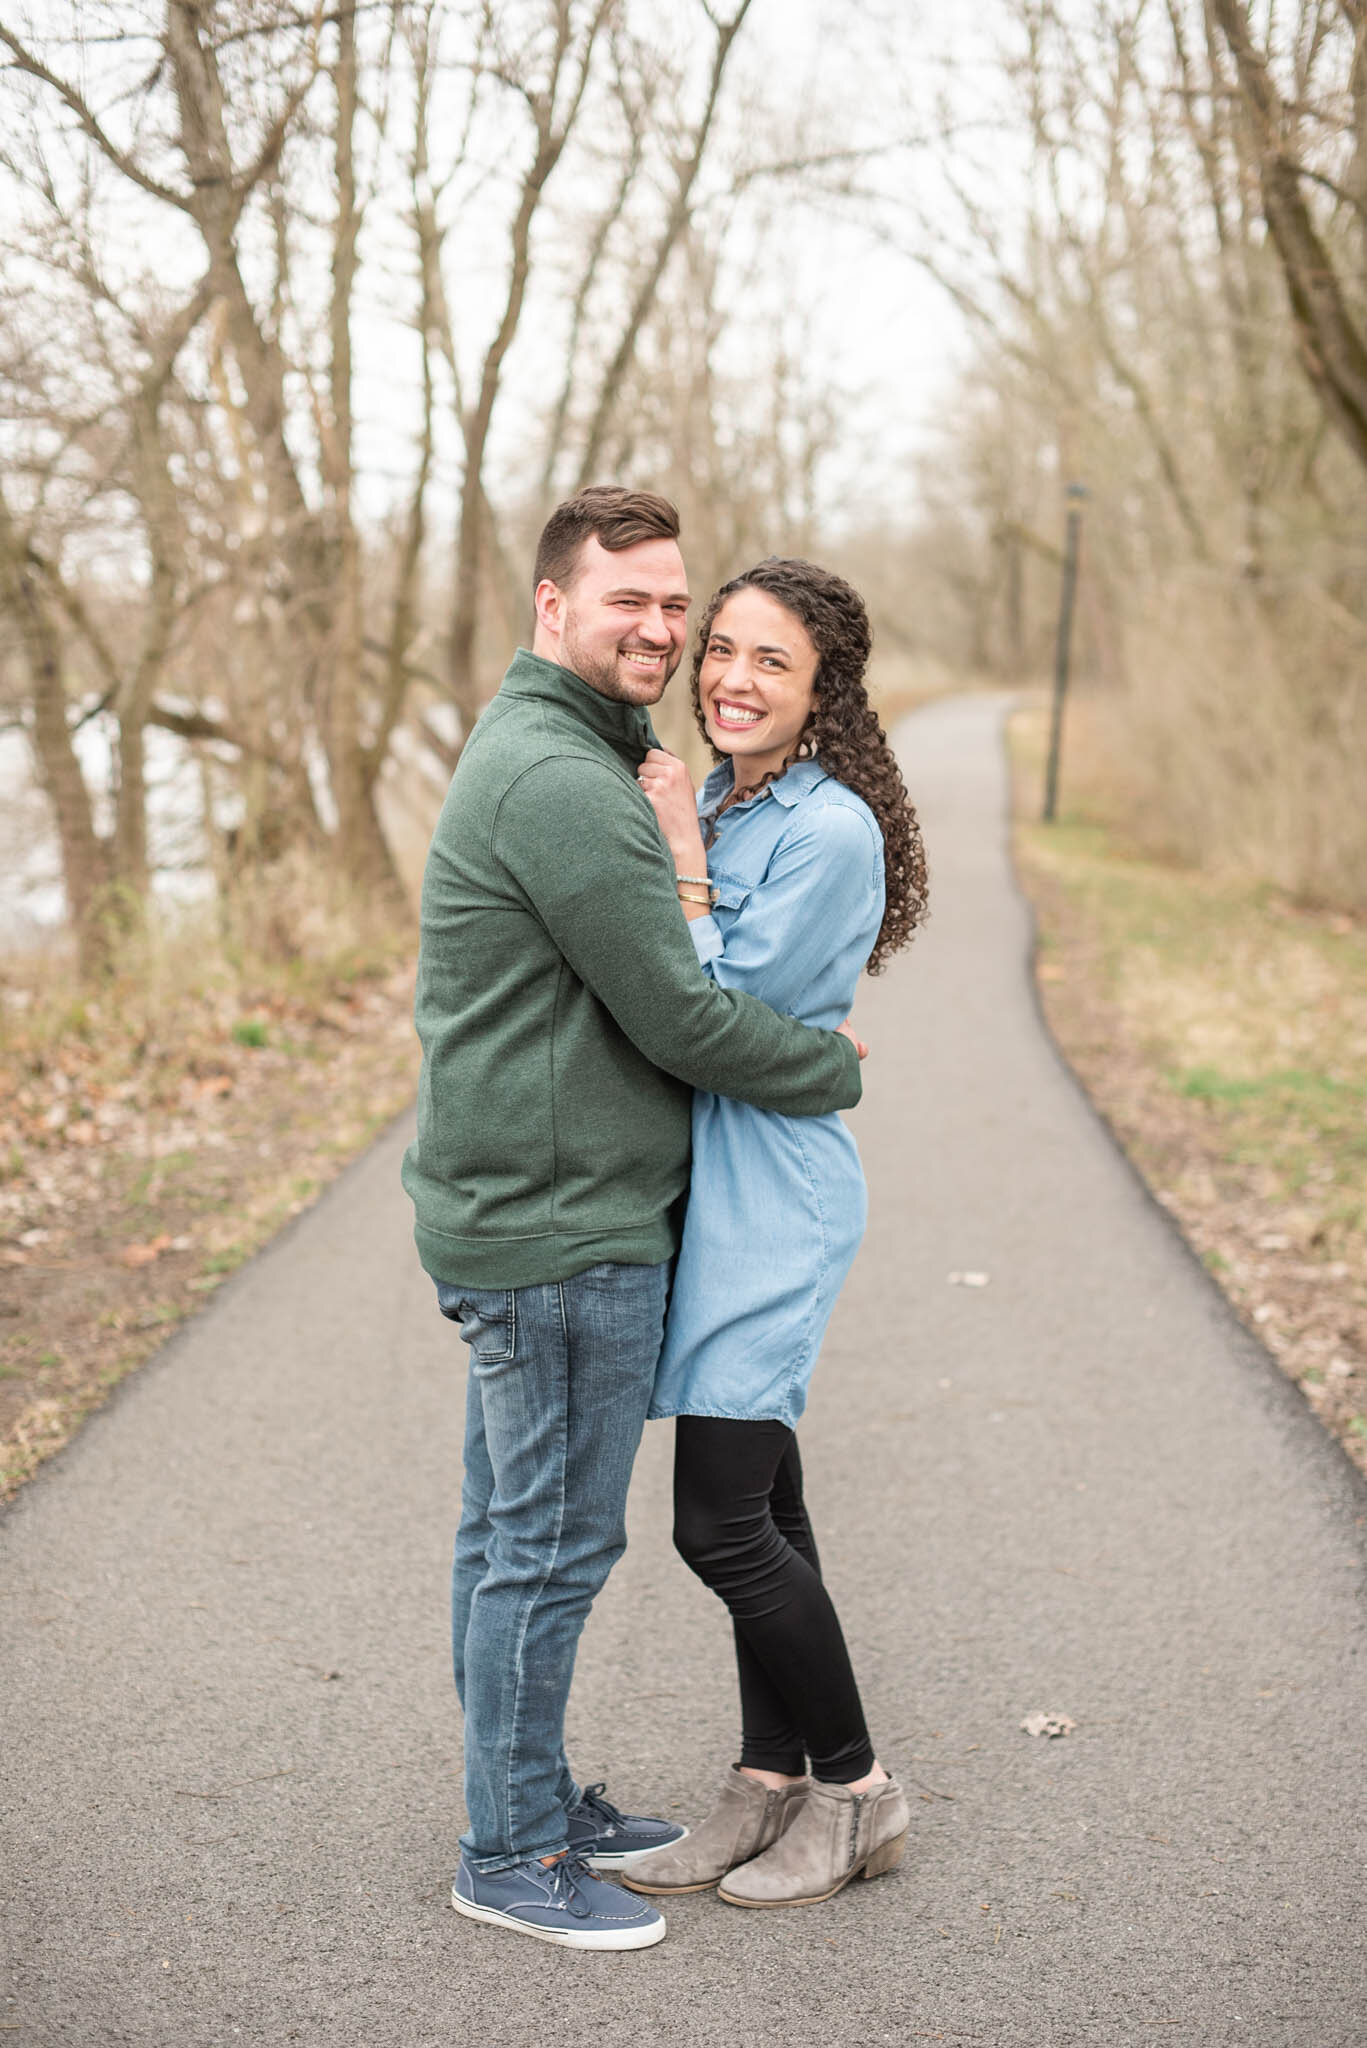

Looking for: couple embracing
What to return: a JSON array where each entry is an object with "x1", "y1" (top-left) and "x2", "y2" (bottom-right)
[{"x1": 403, "y1": 485, "x2": 928, "y2": 1951}]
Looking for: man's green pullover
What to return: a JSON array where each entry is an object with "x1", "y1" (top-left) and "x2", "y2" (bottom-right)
[{"x1": 401, "y1": 650, "x2": 862, "y2": 1288}]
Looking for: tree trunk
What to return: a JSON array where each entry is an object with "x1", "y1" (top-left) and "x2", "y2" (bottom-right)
[
  {"x1": 0, "y1": 489, "x2": 107, "y2": 971},
  {"x1": 326, "y1": 0, "x2": 403, "y2": 902},
  {"x1": 114, "y1": 384, "x2": 184, "y2": 905}
]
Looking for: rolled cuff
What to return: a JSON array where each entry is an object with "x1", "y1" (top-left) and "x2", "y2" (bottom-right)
[{"x1": 688, "y1": 914, "x2": 723, "y2": 967}]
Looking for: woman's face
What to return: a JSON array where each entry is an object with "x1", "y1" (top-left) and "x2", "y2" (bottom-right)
[{"x1": 698, "y1": 587, "x2": 818, "y2": 788}]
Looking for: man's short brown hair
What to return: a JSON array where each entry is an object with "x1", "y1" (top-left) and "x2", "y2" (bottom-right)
[{"x1": 532, "y1": 484, "x2": 681, "y2": 596}]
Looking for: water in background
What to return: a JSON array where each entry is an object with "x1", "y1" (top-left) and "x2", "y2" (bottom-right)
[{"x1": 0, "y1": 725, "x2": 215, "y2": 954}]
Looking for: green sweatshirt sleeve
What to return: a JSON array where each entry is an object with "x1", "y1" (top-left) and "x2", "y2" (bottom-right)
[{"x1": 491, "y1": 756, "x2": 861, "y2": 1116}]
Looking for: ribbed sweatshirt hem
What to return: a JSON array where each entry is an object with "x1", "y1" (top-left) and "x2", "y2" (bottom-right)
[{"x1": 413, "y1": 1214, "x2": 679, "y2": 1290}]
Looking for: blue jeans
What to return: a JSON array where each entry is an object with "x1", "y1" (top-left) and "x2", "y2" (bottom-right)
[{"x1": 436, "y1": 1260, "x2": 670, "y2": 1872}]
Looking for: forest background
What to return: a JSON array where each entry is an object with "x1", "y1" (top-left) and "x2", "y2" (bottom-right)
[{"x1": 1, "y1": 0, "x2": 1365, "y2": 1490}]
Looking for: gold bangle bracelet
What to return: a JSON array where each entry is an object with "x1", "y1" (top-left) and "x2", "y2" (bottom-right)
[{"x1": 676, "y1": 888, "x2": 712, "y2": 907}]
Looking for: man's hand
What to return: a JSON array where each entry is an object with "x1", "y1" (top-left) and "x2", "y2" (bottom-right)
[
  {"x1": 636, "y1": 748, "x2": 708, "y2": 873},
  {"x1": 837, "y1": 1020, "x2": 868, "y2": 1060}
]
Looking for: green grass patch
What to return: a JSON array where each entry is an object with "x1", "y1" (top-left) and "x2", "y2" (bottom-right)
[
  {"x1": 128, "y1": 1150, "x2": 198, "y2": 1206},
  {"x1": 201, "y1": 1246, "x2": 246, "y2": 1276},
  {"x1": 1175, "y1": 1066, "x2": 1350, "y2": 1106}
]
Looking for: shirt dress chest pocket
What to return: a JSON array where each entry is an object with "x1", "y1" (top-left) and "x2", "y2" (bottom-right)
[{"x1": 706, "y1": 864, "x2": 754, "y2": 934}]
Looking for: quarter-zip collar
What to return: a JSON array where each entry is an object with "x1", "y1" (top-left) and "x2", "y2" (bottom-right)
[{"x1": 498, "y1": 647, "x2": 660, "y2": 755}]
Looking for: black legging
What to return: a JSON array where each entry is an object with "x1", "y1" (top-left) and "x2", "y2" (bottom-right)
[{"x1": 672, "y1": 1416, "x2": 875, "y2": 1783}]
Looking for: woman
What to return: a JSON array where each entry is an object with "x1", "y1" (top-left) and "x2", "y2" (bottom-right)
[{"x1": 625, "y1": 557, "x2": 928, "y2": 1909}]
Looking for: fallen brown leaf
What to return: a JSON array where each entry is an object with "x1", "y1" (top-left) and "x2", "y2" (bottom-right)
[{"x1": 118, "y1": 1235, "x2": 173, "y2": 1269}]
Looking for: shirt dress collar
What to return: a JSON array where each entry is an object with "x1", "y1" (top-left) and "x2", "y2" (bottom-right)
[{"x1": 700, "y1": 755, "x2": 829, "y2": 822}]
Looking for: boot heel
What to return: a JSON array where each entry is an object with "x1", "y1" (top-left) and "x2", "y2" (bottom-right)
[{"x1": 861, "y1": 1827, "x2": 908, "y2": 1880}]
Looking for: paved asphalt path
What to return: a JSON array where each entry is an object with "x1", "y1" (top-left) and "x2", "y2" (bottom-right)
[{"x1": 3, "y1": 694, "x2": 1364, "y2": 2048}]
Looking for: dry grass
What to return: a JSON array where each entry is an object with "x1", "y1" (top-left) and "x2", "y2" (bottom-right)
[
  {"x1": 1012, "y1": 695, "x2": 1367, "y2": 1477},
  {"x1": 1101, "y1": 576, "x2": 1367, "y2": 910}
]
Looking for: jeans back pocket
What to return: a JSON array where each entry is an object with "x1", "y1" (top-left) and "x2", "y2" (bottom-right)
[{"x1": 435, "y1": 1284, "x2": 517, "y2": 1367}]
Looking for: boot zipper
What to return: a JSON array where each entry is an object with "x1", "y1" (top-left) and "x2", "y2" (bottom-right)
[{"x1": 846, "y1": 1792, "x2": 864, "y2": 1870}]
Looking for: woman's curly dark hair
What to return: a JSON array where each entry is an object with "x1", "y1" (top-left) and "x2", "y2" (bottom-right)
[{"x1": 690, "y1": 557, "x2": 928, "y2": 973}]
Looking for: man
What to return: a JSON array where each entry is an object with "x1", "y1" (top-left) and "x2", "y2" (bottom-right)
[{"x1": 402, "y1": 485, "x2": 863, "y2": 1951}]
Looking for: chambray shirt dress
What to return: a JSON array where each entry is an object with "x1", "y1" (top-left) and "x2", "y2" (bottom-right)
[{"x1": 649, "y1": 757, "x2": 885, "y2": 1428}]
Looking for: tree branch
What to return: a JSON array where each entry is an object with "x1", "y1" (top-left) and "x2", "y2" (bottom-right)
[
  {"x1": 573, "y1": 0, "x2": 755, "y2": 487},
  {"x1": 0, "y1": 27, "x2": 191, "y2": 209},
  {"x1": 1212, "y1": 0, "x2": 1367, "y2": 473}
]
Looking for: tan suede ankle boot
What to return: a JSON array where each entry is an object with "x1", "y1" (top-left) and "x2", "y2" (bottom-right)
[
  {"x1": 618, "y1": 1766, "x2": 808, "y2": 1895},
  {"x1": 716, "y1": 1774, "x2": 909, "y2": 1907}
]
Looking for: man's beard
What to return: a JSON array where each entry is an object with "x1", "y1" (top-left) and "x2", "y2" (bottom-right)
[{"x1": 560, "y1": 620, "x2": 679, "y2": 704}]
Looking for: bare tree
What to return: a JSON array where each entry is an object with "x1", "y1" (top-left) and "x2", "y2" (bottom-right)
[
  {"x1": 1211, "y1": 0, "x2": 1367, "y2": 474},
  {"x1": 876, "y1": 0, "x2": 1367, "y2": 898}
]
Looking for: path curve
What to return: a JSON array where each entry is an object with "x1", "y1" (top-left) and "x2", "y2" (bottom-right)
[{"x1": 3, "y1": 694, "x2": 1364, "y2": 2047}]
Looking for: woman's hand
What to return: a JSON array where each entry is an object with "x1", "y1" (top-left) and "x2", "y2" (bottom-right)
[{"x1": 636, "y1": 748, "x2": 708, "y2": 874}]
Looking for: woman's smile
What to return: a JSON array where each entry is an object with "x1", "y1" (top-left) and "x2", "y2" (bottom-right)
[{"x1": 711, "y1": 699, "x2": 765, "y2": 728}]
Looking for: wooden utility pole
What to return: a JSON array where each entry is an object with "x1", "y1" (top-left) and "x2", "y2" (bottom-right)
[{"x1": 1042, "y1": 484, "x2": 1087, "y2": 824}]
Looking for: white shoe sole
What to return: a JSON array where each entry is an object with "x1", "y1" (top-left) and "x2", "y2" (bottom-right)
[
  {"x1": 582, "y1": 1825, "x2": 690, "y2": 1872},
  {"x1": 451, "y1": 1889, "x2": 666, "y2": 1950}
]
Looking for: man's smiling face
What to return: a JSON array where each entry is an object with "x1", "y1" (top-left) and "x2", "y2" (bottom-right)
[{"x1": 536, "y1": 534, "x2": 691, "y2": 705}]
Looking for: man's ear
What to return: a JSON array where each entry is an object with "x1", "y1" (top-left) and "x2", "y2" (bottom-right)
[{"x1": 533, "y1": 577, "x2": 564, "y2": 641}]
